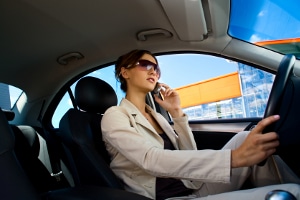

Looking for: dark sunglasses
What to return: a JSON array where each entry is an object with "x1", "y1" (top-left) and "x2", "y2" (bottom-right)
[{"x1": 135, "y1": 59, "x2": 160, "y2": 76}]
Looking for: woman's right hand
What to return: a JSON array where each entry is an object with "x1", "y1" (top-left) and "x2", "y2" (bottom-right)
[
  {"x1": 153, "y1": 83, "x2": 184, "y2": 118},
  {"x1": 231, "y1": 115, "x2": 280, "y2": 168}
]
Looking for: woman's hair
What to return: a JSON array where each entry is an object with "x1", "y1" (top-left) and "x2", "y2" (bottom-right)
[{"x1": 115, "y1": 49, "x2": 158, "y2": 92}]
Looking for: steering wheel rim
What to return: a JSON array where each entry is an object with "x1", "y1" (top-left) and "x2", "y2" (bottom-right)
[
  {"x1": 258, "y1": 54, "x2": 295, "y2": 166},
  {"x1": 263, "y1": 54, "x2": 295, "y2": 133}
]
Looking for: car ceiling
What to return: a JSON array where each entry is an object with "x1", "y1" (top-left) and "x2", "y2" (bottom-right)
[{"x1": 0, "y1": 0, "x2": 294, "y2": 116}]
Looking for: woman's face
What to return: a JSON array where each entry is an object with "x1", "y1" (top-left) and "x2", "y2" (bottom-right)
[{"x1": 122, "y1": 54, "x2": 160, "y2": 93}]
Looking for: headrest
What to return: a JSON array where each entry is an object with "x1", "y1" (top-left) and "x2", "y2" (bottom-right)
[{"x1": 75, "y1": 76, "x2": 117, "y2": 114}]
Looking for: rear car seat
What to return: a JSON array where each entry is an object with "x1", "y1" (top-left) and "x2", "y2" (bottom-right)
[
  {"x1": 0, "y1": 109, "x2": 39, "y2": 200},
  {"x1": 12, "y1": 125, "x2": 71, "y2": 194},
  {"x1": 2, "y1": 109, "x2": 151, "y2": 199}
]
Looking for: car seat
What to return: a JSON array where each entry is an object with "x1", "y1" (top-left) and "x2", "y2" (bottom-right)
[
  {"x1": 58, "y1": 76, "x2": 123, "y2": 189},
  {"x1": 12, "y1": 125, "x2": 70, "y2": 193},
  {"x1": 0, "y1": 108, "x2": 39, "y2": 200},
  {"x1": 0, "y1": 106, "x2": 149, "y2": 200}
]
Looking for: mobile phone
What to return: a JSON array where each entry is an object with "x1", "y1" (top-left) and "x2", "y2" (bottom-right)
[{"x1": 153, "y1": 82, "x2": 162, "y2": 94}]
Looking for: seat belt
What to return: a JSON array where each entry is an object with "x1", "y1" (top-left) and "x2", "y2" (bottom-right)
[
  {"x1": 37, "y1": 101, "x2": 63, "y2": 182},
  {"x1": 43, "y1": 128, "x2": 63, "y2": 182}
]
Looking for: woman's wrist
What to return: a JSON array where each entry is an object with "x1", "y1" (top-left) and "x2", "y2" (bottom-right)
[
  {"x1": 169, "y1": 108, "x2": 184, "y2": 118},
  {"x1": 231, "y1": 149, "x2": 246, "y2": 168}
]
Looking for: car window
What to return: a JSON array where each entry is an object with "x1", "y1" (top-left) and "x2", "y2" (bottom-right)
[
  {"x1": 229, "y1": 0, "x2": 300, "y2": 59},
  {"x1": 52, "y1": 53, "x2": 274, "y2": 127},
  {"x1": 0, "y1": 83, "x2": 23, "y2": 110},
  {"x1": 156, "y1": 54, "x2": 274, "y2": 120}
]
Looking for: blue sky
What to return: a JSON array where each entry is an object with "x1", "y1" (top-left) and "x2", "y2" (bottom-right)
[
  {"x1": 91, "y1": 54, "x2": 238, "y2": 102},
  {"x1": 157, "y1": 54, "x2": 237, "y2": 88},
  {"x1": 229, "y1": 0, "x2": 300, "y2": 42}
]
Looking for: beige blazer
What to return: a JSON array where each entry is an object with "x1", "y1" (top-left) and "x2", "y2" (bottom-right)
[{"x1": 101, "y1": 99, "x2": 231, "y2": 199}]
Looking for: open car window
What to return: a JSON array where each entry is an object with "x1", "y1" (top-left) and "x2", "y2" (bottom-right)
[{"x1": 52, "y1": 53, "x2": 274, "y2": 128}]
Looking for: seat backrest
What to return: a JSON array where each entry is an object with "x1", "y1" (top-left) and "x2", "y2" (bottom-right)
[
  {"x1": 0, "y1": 109, "x2": 39, "y2": 200},
  {"x1": 58, "y1": 76, "x2": 123, "y2": 189}
]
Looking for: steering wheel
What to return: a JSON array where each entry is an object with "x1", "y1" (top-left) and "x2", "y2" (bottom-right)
[
  {"x1": 263, "y1": 54, "x2": 295, "y2": 133},
  {"x1": 258, "y1": 54, "x2": 295, "y2": 166}
]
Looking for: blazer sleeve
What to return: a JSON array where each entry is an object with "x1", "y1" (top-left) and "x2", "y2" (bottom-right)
[
  {"x1": 172, "y1": 114, "x2": 198, "y2": 150},
  {"x1": 101, "y1": 106, "x2": 231, "y2": 183}
]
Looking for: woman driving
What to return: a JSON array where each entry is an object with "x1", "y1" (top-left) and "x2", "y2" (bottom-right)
[{"x1": 101, "y1": 49, "x2": 300, "y2": 200}]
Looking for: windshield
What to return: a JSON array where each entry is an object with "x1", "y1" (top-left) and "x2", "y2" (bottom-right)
[{"x1": 229, "y1": 0, "x2": 300, "y2": 59}]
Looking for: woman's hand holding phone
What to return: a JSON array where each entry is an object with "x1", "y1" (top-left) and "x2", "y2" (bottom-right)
[{"x1": 153, "y1": 82, "x2": 184, "y2": 118}]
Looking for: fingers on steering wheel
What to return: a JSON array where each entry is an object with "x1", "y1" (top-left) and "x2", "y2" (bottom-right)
[{"x1": 256, "y1": 115, "x2": 280, "y2": 133}]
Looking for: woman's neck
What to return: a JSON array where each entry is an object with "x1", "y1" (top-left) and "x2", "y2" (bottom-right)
[{"x1": 125, "y1": 92, "x2": 147, "y2": 114}]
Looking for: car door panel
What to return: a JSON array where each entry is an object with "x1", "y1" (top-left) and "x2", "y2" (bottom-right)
[{"x1": 189, "y1": 118, "x2": 260, "y2": 150}]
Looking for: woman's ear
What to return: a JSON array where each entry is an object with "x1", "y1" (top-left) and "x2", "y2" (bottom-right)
[{"x1": 120, "y1": 67, "x2": 129, "y2": 79}]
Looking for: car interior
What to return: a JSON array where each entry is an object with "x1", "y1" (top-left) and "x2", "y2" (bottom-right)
[{"x1": 1, "y1": 0, "x2": 300, "y2": 199}]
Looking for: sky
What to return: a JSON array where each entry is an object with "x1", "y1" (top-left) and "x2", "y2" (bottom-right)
[
  {"x1": 156, "y1": 54, "x2": 237, "y2": 88},
  {"x1": 89, "y1": 54, "x2": 238, "y2": 104},
  {"x1": 229, "y1": 0, "x2": 300, "y2": 42}
]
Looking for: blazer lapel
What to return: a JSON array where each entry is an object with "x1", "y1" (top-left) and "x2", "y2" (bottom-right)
[
  {"x1": 120, "y1": 99, "x2": 159, "y2": 136},
  {"x1": 134, "y1": 113, "x2": 158, "y2": 134},
  {"x1": 120, "y1": 99, "x2": 179, "y2": 149}
]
